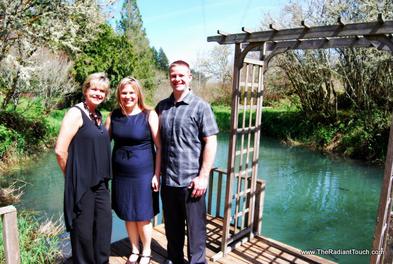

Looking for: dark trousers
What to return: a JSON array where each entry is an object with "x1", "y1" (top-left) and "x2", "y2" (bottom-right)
[
  {"x1": 70, "y1": 181, "x2": 112, "y2": 264},
  {"x1": 161, "y1": 186, "x2": 207, "y2": 264}
]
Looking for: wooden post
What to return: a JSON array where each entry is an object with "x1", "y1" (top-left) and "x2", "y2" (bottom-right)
[
  {"x1": 0, "y1": 205, "x2": 20, "y2": 264},
  {"x1": 371, "y1": 114, "x2": 393, "y2": 264},
  {"x1": 207, "y1": 170, "x2": 214, "y2": 215},
  {"x1": 253, "y1": 180, "x2": 266, "y2": 235},
  {"x1": 222, "y1": 43, "x2": 242, "y2": 255}
]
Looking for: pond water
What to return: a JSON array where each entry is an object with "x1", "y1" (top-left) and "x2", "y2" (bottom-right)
[{"x1": 1, "y1": 134, "x2": 384, "y2": 264}]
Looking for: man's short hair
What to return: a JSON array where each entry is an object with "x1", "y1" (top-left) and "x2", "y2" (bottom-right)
[{"x1": 169, "y1": 60, "x2": 190, "y2": 71}]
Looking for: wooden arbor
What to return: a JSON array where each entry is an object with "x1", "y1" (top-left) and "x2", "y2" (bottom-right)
[{"x1": 207, "y1": 15, "x2": 393, "y2": 263}]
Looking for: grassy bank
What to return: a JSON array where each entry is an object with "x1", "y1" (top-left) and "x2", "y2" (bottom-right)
[
  {"x1": 0, "y1": 211, "x2": 63, "y2": 263},
  {"x1": 212, "y1": 104, "x2": 390, "y2": 164},
  {"x1": 0, "y1": 105, "x2": 65, "y2": 173},
  {"x1": 0, "y1": 184, "x2": 64, "y2": 263}
]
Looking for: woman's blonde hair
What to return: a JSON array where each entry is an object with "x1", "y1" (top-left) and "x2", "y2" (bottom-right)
[
  {"x1": 82, "y1": 72, "x2": 110, "y2": 95},
  {"x1": 116, "y1": 77, "x2": 149, "y2": 114}
]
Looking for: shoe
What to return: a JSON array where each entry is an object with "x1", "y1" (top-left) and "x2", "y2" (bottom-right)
[
  {"x1": 126, "y1": 252, "x2": 139, "y2": 264},
  {"x1": 139, "y1": 255, "x2": 151, "y2": 264}
]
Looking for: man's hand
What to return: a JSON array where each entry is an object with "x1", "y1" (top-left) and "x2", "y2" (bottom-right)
[
  {"x1": 152, "y1": 174, "x2": 160, "y2": 192},
  {"x1": 188, "y1": 176, "x2": 208, "y2": 198}
]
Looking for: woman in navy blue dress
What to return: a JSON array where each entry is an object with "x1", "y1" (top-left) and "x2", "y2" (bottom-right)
[{"x1": 105, "y1": 77, "x2": 161, "y2": 264}]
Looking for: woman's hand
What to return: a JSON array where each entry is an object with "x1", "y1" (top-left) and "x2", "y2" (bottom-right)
[{"x1": 151, "y1": 174, "x2": 160, "y2": 192}]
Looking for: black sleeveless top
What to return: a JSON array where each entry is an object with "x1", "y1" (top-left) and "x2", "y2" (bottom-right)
[{"x1": 63, "y1": 105, "x2": 112, "y2": 231}]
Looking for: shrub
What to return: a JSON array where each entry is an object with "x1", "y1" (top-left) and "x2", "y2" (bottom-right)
[{"x1": 0, "y1": 110, "x2": 48, "y2": 152}]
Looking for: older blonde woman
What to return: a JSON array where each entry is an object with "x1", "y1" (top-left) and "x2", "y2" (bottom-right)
[
  {"x1": 105, "y1": 77, "x2": 161, "y2": 264},
  {"x1": 55, "y1": 72, "x2": 112, "y2": 263}
]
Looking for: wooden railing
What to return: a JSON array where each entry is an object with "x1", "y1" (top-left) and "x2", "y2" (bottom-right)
[
  {"x1": 207, "y1": 168, "x2": 227, "y2": 217},
  {"x1": 207, "y1": 168, "x2": 266, "y2": 236},
  {"x1": 153, "y1": 168, "x2": 266, "y2": 242},
  {"x1": 0, "y1": 205, "x2": 20, "y2": 264}
]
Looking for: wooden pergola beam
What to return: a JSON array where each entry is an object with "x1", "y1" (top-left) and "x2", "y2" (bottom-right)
[
  {"x1": 247, "y1": 36, "x2": 392, "y2": 52},
  {"x1": 207, "y1": 20, "x2": 393, "y2": 44}
]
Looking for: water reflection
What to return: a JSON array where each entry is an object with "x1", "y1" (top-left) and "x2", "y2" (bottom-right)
[{"x1": 255, "y1": 138, "x2": 383, "y2": 263}]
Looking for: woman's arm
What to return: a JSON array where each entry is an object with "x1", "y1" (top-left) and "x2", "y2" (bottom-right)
[
  {"x1": 104, "y1": 111, "x2": 112, "y2": 138},
  {"x1": 148, "y1": 110, "x2": 161, "y2": 192},
  {"x1": 54, "y1": 107, "x2": 82, "y2": 175}
]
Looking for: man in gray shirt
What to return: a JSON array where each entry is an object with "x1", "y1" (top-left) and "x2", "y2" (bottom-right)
[{"x1": 156, "y1": 60, "x2": 219, "y2": 264}]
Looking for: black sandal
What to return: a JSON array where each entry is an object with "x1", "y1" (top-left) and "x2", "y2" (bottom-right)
[
  {"x1": 138, "y1": 255, "x2": 151, "y2": 264},
  {"x1": 126, "y1": 252, "x2": 139, "y2": 264}
]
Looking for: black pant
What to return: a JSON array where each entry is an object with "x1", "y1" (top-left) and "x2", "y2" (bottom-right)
[
  {"x1": 70, "y1": 181, "x2": 112, "y2": 264},
  {"x1": 161, "y1": 186, "x2": 207, "y2": 264}
]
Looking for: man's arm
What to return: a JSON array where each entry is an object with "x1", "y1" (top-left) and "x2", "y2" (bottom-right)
[{"x1": 189, "y1": 135, "x2": 217, "y2": 198}]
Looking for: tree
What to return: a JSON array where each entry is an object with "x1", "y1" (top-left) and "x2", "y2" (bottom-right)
[
  {"x1": 118, "y1": 0, "x2": 149, "y2": 53},
  {"x1": 197, "y1": 45, "x2": 233, "y2": 104},
  {"x1": 263, "y1": 0, "x2": 393, "y2": 120},
  {"x1": 151, "y1": 47, "x2": 159, "y2": 66},
  {"x1": 276, "y1": 50, "x2": 338, "y2": 119},
  {"x1": 116, "y1": 0, "x2": 155, "y2": 94},
  {"x1": 0, "y1": 0, "x2": 106, "y2": 109},
  {"x1": 31, "y1": 49, "x2": 78, "y2": 110},
  {"x1": 72, "y1": 24, "x2": 155, "y2": 107},
  {"x1": 156, "y1": 47, "x2": 169, "y2": 71}
]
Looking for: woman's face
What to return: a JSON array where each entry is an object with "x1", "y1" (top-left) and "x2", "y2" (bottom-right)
[
  {"x1": 84, "y1": 84, "x2": 107, "y2": 107},
  {"x1": 120, "y1": 84, "x2": 138, "y2": 110}
]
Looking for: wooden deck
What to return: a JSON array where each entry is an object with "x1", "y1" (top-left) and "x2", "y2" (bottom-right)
[{"x1": 107, "y1": 215, "x2": 336, "y2": 264}]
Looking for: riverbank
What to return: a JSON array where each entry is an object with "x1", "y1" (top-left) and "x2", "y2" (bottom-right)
[
  {"x1": 212, "y1": 104, "x2": 390, "y2": 164},
  {"x1": 1, "y1": 104, "x2": 389, "y2": 174},
  {"x1": 0, "y1": 103, "x2": 65, "y2": 174}
]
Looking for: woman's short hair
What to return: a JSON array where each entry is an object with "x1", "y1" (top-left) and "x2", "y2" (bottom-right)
[
  {"x1": 116, "y1": 77, "x2": 149, "y2": 114},
  {"x1": 82, "y1": 72, "x2": 110, "y2": 95}
]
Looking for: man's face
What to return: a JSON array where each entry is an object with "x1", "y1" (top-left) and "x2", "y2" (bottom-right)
[{"x1": 169, "y1": 65, "x2": 192, "y2": 92}]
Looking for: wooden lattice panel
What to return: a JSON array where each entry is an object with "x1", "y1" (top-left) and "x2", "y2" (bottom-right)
[{"x1": 222, "y1": 57, "x2": 264, "y2": 252}]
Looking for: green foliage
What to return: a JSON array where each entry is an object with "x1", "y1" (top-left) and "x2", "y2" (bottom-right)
[
  {"x1": 46, "y1": 109, "x2": 67, "y2": 137},
  {"x1": 72, "y1": 24, "x2": 155, "y2": 108},
  {"x1": 116, "y1": 0, "x2": 156, "y2": 100},
  {"x1": 0, "y1": 211, "x2": 63, "y2": 264},
  {"x1": 118, "y1": 0, "x2": 149, "y2": 50},
  {"x1": 213, "y1": 101, "x2": 390, "y2": 163},
  {"x1": 338, "y1": 110, "x2": 390, "y2": 162},
  {"x1": 212, "y1": 105, "x2": 232, "y2": 131},
  {"x1": 0, "y1": 100, "x2": 54, "y2": 161},
  {"x1": 73, "y1": 24, "x2": 135, "y2": 85},
  {"x1": 261, "y1": 106, "x2": 390, "y2": 163},
  {"x1": 0, "y1": 124, "x2": 23, "y2": 158},
  {"x1": 153, "y1": 47, "x2": 169, "y2": 71}
]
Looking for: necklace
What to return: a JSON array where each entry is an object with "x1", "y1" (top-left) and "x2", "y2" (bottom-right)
[{"x1": 83, "y1": 101, "x2": 102, "y2": 130}]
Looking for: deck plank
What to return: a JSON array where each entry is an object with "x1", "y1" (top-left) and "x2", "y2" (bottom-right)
[{"x1": 108, "y1": 216, "x2": 336, "y2": 264}]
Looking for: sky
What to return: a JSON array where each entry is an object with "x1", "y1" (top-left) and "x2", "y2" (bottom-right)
[{"x1": 110, "y1": 0, "x2": 289, "y2": 67}]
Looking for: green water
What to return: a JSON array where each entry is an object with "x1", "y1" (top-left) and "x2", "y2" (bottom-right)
[{"x1": 1, "y1": 134, "x2": 383, "y2": 264}]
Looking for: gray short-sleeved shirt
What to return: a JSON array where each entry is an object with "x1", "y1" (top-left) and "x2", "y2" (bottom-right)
[{"x1": 156, "y1": 92, "x2": 219, "y2": 187}]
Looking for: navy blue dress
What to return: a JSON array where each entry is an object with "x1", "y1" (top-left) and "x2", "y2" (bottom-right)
[{"x1": 110, "y1": 109, "x2": 158, "y2": 221}]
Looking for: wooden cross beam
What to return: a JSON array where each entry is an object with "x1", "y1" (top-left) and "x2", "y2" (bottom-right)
[
  {"x1": 245, "y1": 36, "x2": 392, "y2": 52},
  {"x1": 207, "y1": 20, "x2": 393, "y2": 45}
]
